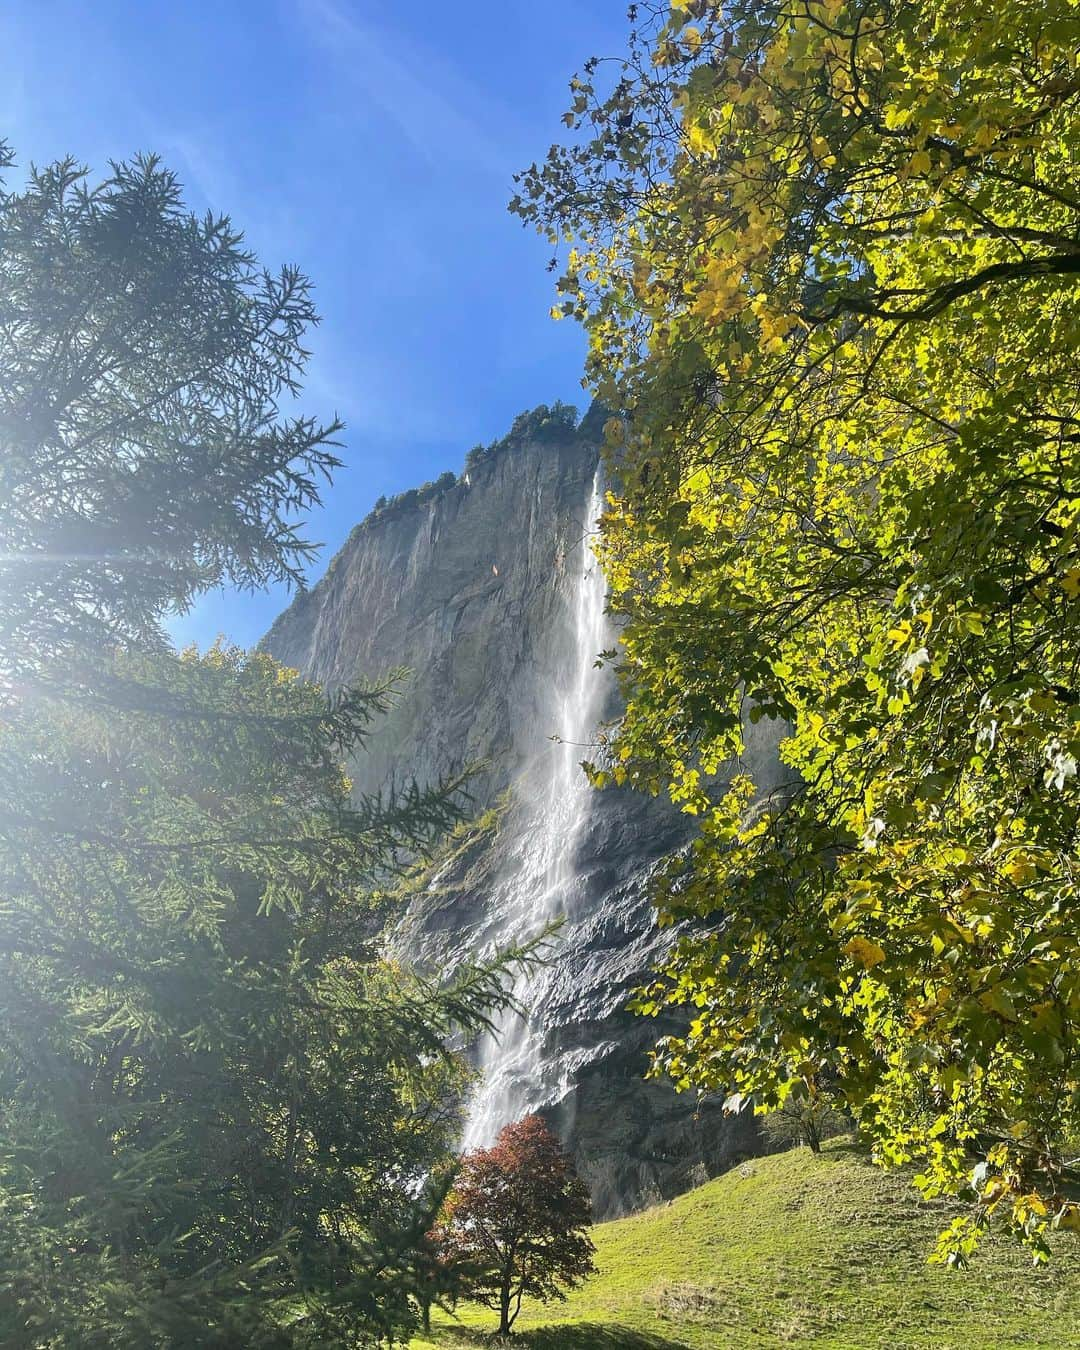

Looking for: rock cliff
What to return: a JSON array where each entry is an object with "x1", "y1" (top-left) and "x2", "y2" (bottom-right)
[{"x1": 263, "y1": 409, "x2": 778, "y2": 1217}]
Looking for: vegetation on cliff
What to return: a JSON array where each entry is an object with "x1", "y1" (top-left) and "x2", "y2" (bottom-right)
[
  {"x1": 265, "y1": 400, "x2": 602, "y2": 650},
  {"x1": 359, "y1": 400, "x2": 588, "y2": 531}
]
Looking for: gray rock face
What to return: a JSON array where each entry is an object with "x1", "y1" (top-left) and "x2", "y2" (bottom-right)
[
  {"x1": 264, "y1": 421, "x2": 773, "y2": 1217},
  {"x1": 264, "y1": 429, "x2": 605, "y2": 808}
]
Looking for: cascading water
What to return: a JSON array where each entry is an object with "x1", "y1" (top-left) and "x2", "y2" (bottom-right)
[{"x1": 461, "y1": 468, "x2": 609, "y2": 1150}]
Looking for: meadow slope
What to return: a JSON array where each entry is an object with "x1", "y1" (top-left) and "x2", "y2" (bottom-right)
[{"x1": 414, "y1": 1140, "x2": 1079, "y2": 1350}]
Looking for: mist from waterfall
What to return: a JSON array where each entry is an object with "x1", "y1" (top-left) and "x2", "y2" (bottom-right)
[{"x1": 461, "y1": 468, "x2": 609, "y2": 1150}]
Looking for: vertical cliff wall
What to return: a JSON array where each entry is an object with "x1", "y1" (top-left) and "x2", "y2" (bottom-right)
[
  {"x1": 265, "y1": 421, "x2": 605, "y2": 808},
  {"x1": 263, "y1": 414, "x2": 776, "y2": 1217}
]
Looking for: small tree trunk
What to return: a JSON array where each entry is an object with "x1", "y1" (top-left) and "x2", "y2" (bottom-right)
[
  {"x1": 804, "y1": 1114, "x2": 821, "y2": 1153},
  {"x1": 421, "y1": 1299, "x2": 431, "y2": 1334},
  {"x1": 499, "y1": 1277, "x2": 512, "y2": 1336}
]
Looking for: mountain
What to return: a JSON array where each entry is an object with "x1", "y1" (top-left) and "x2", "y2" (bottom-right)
[{"x1": 263, "y1": 405, "x2": 783, "y2": 1217}]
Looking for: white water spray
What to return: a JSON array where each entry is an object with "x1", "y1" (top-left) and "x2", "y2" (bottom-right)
[{"x1": 462, "y1": 469, "x2": 609, "y2": 1150}]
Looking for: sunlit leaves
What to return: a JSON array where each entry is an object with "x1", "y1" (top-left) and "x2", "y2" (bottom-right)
[{"x1": 516, "y1": 0, "x2": 1080, "y2": 1260}]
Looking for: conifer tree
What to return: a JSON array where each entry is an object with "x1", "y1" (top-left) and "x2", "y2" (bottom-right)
[{"x1": 0, "y1": 148, "x2": 521, "y2": 1344}]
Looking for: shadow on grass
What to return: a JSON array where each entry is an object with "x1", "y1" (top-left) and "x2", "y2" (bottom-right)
[
  {"x1": 520, "y1": 1326, "x2": 689, "y2": 1350},
  {"x1": 814, "y1": 1138, "x2": 869, "y2": 1164},
  {"x1": 431, "y1": 1323, "x2": 688, "y2": 1350}
]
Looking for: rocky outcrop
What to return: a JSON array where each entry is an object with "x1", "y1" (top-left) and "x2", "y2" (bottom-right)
[
  {"x1": 264, "y1": 416, "x2": 605, "y2": 808},
  {"x1": 264, "y1": 411, "x2": 778, "y2": 1217}
]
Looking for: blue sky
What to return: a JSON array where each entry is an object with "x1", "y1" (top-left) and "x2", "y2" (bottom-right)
[{"x1": 2, "y1": 0, "x2": 628, "y2": 646}]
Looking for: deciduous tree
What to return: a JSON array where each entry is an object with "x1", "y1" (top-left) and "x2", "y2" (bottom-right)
[
  {"x1": 514, "y1": 0, "x2": 1080, "y2": 1259},
  {"x1": 439, "y1": 1116, "x2": 596, "y2": 1335}
]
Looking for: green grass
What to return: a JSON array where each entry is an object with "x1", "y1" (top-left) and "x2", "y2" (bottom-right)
[{"x1": 414, "y1": 1140, "x2": 1080, "y2": 1350}]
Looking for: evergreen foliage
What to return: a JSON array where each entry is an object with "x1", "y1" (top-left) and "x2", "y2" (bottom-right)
[
  {"x1": 0, "y1": 149, "x2": 523, "y2": 1345},
  {"x1": 0, "y1": 646, "x2": 526, "y2": 1347},
  {"x1": 0, "y1": 147, "x2": 341, "y2": 671}
]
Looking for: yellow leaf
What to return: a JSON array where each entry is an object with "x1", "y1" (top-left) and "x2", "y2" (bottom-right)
[
  {"x1": 983, "y1": 1177, "x2": 1007, "y2": 1202},
  {"x1": 1060, "y1": 567, "x2": 1080, "y2": 598},
  {"x1": 1003, "y1": 853, "x2": 1037, "y2": 885},
  {"x1": 980, "y1": 986, "x2": 1019, "y2": 1021},
  {"x1": 604, "y1": 417, "x2": 626, "y2": 446},
  {"x1": 843, "y1": 936, "x2": 887, "y2": 969}
]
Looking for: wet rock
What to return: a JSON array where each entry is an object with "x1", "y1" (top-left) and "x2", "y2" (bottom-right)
[{"x1": 264, "y1": 418, "x2": 778, "y2": 1217}]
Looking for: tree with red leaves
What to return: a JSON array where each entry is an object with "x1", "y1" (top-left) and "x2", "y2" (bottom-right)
[{"x1": 439, "y1": 1115, "x2": 596, "y2": 1335}]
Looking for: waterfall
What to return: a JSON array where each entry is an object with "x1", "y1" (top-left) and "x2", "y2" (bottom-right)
[{"x1": 461, "y1": 468, "x2": 609, "y2": 1150}]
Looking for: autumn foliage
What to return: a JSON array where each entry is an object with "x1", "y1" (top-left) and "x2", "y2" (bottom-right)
[
  {"x1": 515, "y1": 0, "x2": 1080, "y2": 1262},
  {"x1": 437, "y1": 1115, "x2": 596, "y2": 1335}
]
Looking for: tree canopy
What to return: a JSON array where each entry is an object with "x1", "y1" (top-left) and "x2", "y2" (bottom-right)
[
  {"x1": 0, "y1": 149, "x2": 522, "y2": 1345},
  {"x1": 514, "y1": 0, "x2": 1080, "y2": 1259},
  {"x1": 437, "y1": 1115, "x2": 596, "y2": 1335},
  {"x1": 0, "y1": 147, "x2": 341, "y2": 669},
  {"x1": 0, "y1": 645, "x2": 524, "y2": 1346}
]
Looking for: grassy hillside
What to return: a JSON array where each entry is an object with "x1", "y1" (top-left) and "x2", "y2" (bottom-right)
[{"x1": 414, "y1": 1140, "x2": 1079, "y2": 1350}]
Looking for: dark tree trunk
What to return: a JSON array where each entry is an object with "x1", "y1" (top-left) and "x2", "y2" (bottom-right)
[{"x1": 499, "y1": 1276, "x2": 512, "y2": 1336}]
